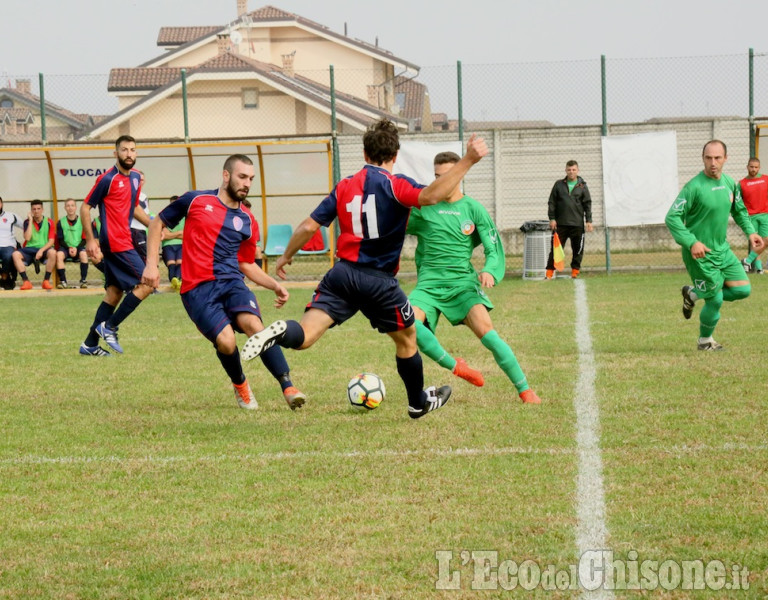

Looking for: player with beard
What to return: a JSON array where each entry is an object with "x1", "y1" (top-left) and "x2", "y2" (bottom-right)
[
  {"x1": 79, "y1": 135, "x2": 153, "y2": 356},
  {"x1": 141, "y1": 154, "x2": 305, "y2": 411}
]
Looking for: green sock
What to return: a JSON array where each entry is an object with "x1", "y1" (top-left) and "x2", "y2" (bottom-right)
[
  {"x1": 699, "y1": 293, "x2": 722, "y2": 338},
  {"x1": 480, "y1": 329, "x2": 529, "y2": 393},
  {"x1": 722, "y1": 284, "x2": 750, "y2": 302},
  {"x1": 755, "y1": 260, "x2": 763, "y2": 271},
  {"x1": 414, "y1": 319, "x2": 456, "y2": 371},
  {"x1": 747, "y1": 251, "x2": 758, "y2": 263}
]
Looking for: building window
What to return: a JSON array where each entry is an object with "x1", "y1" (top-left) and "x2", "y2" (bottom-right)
[
  {"x1": 242, "y1": 88, "x2": 259, "y2": 109},
  {"x1": 0, "y1": 99, "x2": 13, "y2": 108}
]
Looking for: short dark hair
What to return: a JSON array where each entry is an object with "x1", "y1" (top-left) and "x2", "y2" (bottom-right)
[
  {"x1": 702, "y1": 139, "x2": 727, "y2": 157},
  {"x1": 363, "y1": 119, "x2": 400, "y2": 165},
  {"x1": 223, "y1": 154, "x2": 253, "y2": 173},
  {"x1": 115, "y1": 135, "x2": 136, "y2": 149},
  {"x1": 748, "y1": 156, "x2": 760, "y2": 164},
  {"x1": 30, "y1": 199, "x2": 43, "y2": 207},
  {"x1": 434, "y1": 151, "x2": 461, "y2": 166},
  {"x1": 566, "y1": 160, "x2": 579, "y2": 168}
]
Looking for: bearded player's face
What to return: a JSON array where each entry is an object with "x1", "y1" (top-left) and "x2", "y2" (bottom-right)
[{"x1": 225, "y1": 161, "x2": 255, "y2": 201}]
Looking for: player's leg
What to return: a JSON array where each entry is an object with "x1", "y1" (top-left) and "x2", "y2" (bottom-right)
[
  {"x1": 698, "y1": 290, "x2": 724, "y2": 351},
  {"x1": 545, "y1": 230, "x2": 556, "y2": 280},
  {"x1": 80, "y1": 283, "x2": 122, "y2": 356},
  {"x1": 13, "y1": 247, "x2": 33, "y2": 289},
  {"x1": 98, "y1": 250, "x2": 154, "y2": 351},
  {"x1": 409, "y1": 291, "x2": 484, "y2": 386},
  {"x1": 78, "y1": 249, "x2": 89, "y2": 287},
  {"x1": 464, "y1": 304, "x2": 540, "y2": 404},
  {"x1": 56, "y1": 250, "x2": 68, "y2": 288},
  {"x1": 570, "y1": 227, "x2": 585, "y2": 278},
  {"x1": 234, "y1": 293, "x2": 306, "y2": 410},
  {"x1": 40, "y1": 247, "x2": 55, "y2": 289},
  {"x1": 721, "y1": 251, "x2": 751, "y2": 304},
  {"x1": 213, "y1": 324, "x2": 258, "y2": 410}
]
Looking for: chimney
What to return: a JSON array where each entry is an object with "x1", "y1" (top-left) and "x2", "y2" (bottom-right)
[
  {"x1": 16, "y1": 79, "x2": 31, "y2": 95},
  {"x1": 237, "y1": 0, "x2": 248, "y2": 17},
  {"x1": 367, "y1": 85, "x2": 379, "y2": 107},
  {"x1": 217, "y1": 33, "x2": 231, "y2": 55},
  {"x1": 281, "y1": 51, "x2": 296, "y2": 77}
]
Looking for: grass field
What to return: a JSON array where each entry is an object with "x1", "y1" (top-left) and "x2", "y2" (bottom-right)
[{"x1": 1, "y1": 271, "x2": 766, "y2": 599}]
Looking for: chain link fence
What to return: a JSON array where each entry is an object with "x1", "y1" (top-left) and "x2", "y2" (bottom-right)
[{"x1": 3, "y1": 51, "x2": 768, "y2": 279}]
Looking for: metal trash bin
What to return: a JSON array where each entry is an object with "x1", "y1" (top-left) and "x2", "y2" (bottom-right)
[{"x1": 519, "y1": 220, "x2": 551, "y2": 280}]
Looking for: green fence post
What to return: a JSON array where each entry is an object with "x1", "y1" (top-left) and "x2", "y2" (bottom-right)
[
  {"x1": 749, "y1": 48, "x2": 755, "y2": 157},
  {"x1": 330, "y1": 65, "x2": 340, "y2": 185},
  {"x1": 181, "y1": 68, "x2": 190, "y2": 143},
  {"x1": 38, "y1": 73, "x2": 47, "y2": 145},
  {"x1": 601, "y1": 54, "x2": 611, "y2": 275},
  {"x1": 457, "y1": 60, "x2": 464, "y2": 146}
]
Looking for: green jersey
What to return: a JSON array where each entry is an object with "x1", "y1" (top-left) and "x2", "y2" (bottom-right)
[
  {"x1": 665, "y1": 171, "x2": 754, "y2": 253},
  {"x1": 162, "y1": 218, "x2": 184, "y2": 247},
  {"x1": 406, "y1": 195, "x2": 504, "y2": 287}
]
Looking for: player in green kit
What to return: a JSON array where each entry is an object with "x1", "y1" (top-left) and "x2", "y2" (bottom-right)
[
  {"x1": 406, "y1": 151, "x2": 541, "y2": 404},
  {"x1": 666, "y1": 139, "x2": 764, "y2": 351}
]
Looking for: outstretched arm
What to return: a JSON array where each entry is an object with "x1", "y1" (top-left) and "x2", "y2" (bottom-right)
[
  {"x1": 240, "y1": 261, "x2": 289, "y2": 308},
  {"x1": 418, "y1": 134, "x2": 488, "y2": 206}
]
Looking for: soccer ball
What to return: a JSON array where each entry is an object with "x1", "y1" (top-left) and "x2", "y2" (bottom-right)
[{"x1": 347, "y1": 373, "x2": 386, "y2": 410}]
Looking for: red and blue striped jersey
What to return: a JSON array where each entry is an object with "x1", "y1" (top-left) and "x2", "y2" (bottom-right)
[
  {"x1": 311, "y1": 165, "x2": 424, "y2": 273},
  {"x1": 159, "y1": 190, "x2": 259, "y2": 294},
  {"x1": 85, "y1": 166, "x2": 142, "y2": 253}
]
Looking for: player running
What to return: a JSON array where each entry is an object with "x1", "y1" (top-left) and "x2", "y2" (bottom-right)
[
  {"x1": 406, "y1": 151, "x2": 541, "y2": 404},
  {"x1": 666, "y1": 139, "x2": 764, "y2": 351},
  {"x1": 79, "y1": 136, "x2": 153, "y2": 356},
  {"x1": 141, "y1": 154, "x2": 305, "y2": 411},
  {"x1": 241, "y1": 119, "x2": 488, "y2": 419}
]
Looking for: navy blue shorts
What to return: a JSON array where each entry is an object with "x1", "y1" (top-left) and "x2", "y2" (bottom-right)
[
  {"x1": 103, "y1": 249, "x2": 146, "y2": 292},
  {"x1": 162, "y1": 245, "x2": 182, "y2": 263},
  {"x1": 309, "y1": 260, "x2": 414, "y2": 333},
  {"x1": 181, "y1": 278, "x2": 262, "y2": 343},
  {"x1": 17, "y1": 246, "x2": 51, "y2": 265},
  {"x1": 58, "y1": 244, "x2": 87, "y2": 262}
]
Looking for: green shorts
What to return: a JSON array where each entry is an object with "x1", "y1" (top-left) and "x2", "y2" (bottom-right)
[
  {"x1": 682, "y1": 246, "x2": 746, "y2": 299},
  {"x1": 749, "y1": 213, "x2": 768, "y2": 238},
  {"x1": 409, "y1": 284, "x2": 493, "y2": 329}
]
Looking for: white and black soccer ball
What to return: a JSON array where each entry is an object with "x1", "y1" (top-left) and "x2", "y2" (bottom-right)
[{"x1": 347, "y1": 373, "x2": 386, "y2": 410}]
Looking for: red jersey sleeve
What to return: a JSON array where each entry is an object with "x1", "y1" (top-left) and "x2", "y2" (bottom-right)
[{"x1": 391, "y1": 175, "x2": 424, "y2": 208}]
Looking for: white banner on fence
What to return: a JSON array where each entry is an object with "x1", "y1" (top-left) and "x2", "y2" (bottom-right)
[
  {"x1": 601, "y1": 131, "x2": 678, "y2": 227},
  {"x1": 393, "y1": 141, "x2": 463, "y2": 186}
]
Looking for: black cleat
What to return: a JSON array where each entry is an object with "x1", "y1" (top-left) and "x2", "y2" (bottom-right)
[
  {"x1": 241, "y1": 320, "x2": 287, "y2": 361},
  {"x1": 408, "y1": 385, "x2": 452, "y2": 419},
  {"x1": 681, "y1": 285, "x2": 695, "y2": 320}
]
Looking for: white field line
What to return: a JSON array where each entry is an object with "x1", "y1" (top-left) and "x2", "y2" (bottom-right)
[
  {"x1": 573, "y1": 279, "x2": 613, "y2": 600},
  {"x1": 2, "y1": 442, "x2": 764, "y2": 467}
]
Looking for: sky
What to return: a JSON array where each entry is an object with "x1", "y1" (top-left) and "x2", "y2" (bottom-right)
[
  {"x1": 2, "y1": 0, "x2": 765, "y2": 76},
  {"x1": 1, "y1": 0, "x2": 766, "y2": 123}
]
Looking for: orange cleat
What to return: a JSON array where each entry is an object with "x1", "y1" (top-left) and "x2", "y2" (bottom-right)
[
  {"x1": 519, "y1": 389, "x2": 541, "y2": 404},
  {"x1": 20, "y1": 280, "x2": 33, "y2": 290},
  {"x1": 282, "y1": 386, "x2": 306, "y2": 410},
  {"x1": 452, "y1": 357, "x2": 484, "y2": 387},
  {"x1": 545, "y1": 269, "x2": 555, "y2": 280},
  {"x1": 233, "y1": 380, "x2": 258, "y2": 410},
  {"x1": 42, "y1": 279, "x2": 53, "y2": 290},
  {"x1": 571, "y1": 269, "x2": 580, "y2": 279}
]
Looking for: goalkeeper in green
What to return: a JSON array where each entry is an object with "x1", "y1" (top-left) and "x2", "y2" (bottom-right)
[
  {"x1": 405, "y1": 152, "x2": 541, "y2": 404},
  {"x1": 665, "y1": 139, "x2": 764, "y2": 350}
]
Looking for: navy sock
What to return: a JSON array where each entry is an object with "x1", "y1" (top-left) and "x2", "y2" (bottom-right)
[
  {"x1": 216, "y1": 349, "x2": 245, "y2": 385},
  {"x1": 44, "y1": 271, "x2": 52, "y2": 281},
  {"x1": 57, "y1": 268, "x2": 66, "y2": 283},
  {"x1": 396, "y1": 352, "x2": 425, "y2": 408},
  {"x1": 107, "y1": 291, "x2": 143, "y2": 329},
  {"x1": 80, "y1": 263, "x2": 88, "y2": 281},
  {"x1": 93, "y1": 261, "x2": 105, "y2": 273},
  {"x1": 85, "y1": 301, "x2": 116, "y2": 346},
  {"x1": 280, "y1": 320, "x2": 306, "y2": 349},
  {"x1": 20, "y1": 271, "x2": 29, "y2": 282},
  {"x1": 260, "y1": 345, "x2": 292, "y2": 390}
]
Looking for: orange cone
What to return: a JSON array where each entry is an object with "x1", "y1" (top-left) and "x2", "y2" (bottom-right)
[{"x1": 553, "y1": 232, "x2": 565, "y2": 272}]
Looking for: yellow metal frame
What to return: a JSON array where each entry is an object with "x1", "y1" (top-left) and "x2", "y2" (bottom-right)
[{"x1": 0, "y1": 139, "x2": 335, "y2": 272}]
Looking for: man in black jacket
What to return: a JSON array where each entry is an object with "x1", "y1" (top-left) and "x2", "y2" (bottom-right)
[{"x1": 546, "y1": 160, "x2": 593, "y2": 279}]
